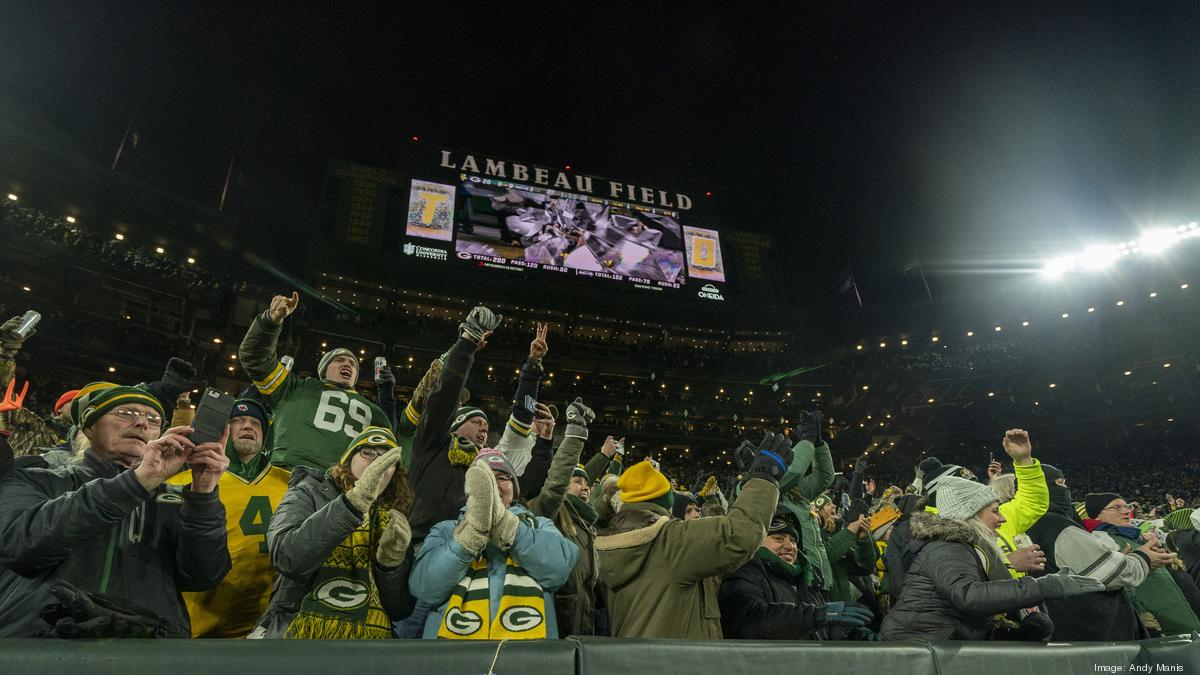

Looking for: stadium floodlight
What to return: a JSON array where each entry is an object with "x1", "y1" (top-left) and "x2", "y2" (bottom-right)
[
  {"x1": 1138, "y1": 228, "x2": 1180, "y2": 254},
  {"x1": 1078, "y1": 244, "x2": 1119, "y2": 270},
  {"x1": 5, "y1": 193, "x2": 17, "y2": 201},
  {"x1": 65, "y1": 216, "x2": 76, "y2": 224},
  {"x1": 1041, "y1": 255, "x2": 1077, "y2": 279}
]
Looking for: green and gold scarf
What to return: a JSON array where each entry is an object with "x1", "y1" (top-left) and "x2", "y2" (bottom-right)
[
  {"x1": 436, "y1": 555, "x2": 548, "y2": 640},
  {"x1": 285, "y1": 509, "x2": 392, "y2": 639}
]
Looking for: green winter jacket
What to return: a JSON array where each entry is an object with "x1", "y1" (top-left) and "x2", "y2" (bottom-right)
[
  {"x1": 1101, "y1": 528, "x2": 1200, "y2": 635},
  {"x1": 595, "y1": 477, "x2": 779, "y2": 639},
  {"x1": 778, "y1": 440, "x2": 835, "y2": 589},
  {"x1": 821, "y1": 525, "x2": 878, "y2": 603}
]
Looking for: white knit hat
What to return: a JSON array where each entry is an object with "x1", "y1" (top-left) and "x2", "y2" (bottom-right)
[{"x1": 936, "y1": 476, "x2": 1000, "y2": 521}]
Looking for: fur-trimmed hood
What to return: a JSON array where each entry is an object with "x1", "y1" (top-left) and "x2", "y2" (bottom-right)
[
  {"x1": 908, "y1": 511, "x2": 980, "y2": 544},
  {"x1": 595, "y1": 504, "x2": 672, "y2": 587}
]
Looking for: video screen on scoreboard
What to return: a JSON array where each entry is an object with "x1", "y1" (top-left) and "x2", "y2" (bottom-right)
[{"x1": 402, "y1": 175, "x2": 724, "y2": 291}]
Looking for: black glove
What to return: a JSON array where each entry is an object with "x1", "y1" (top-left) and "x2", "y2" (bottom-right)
[
  {"x1": 820, "y1": 601, "x2": 874, "y2": 628},
  {"x1": 39, "y1": 580, "x2": 170, "y2": 638},
  {"x1": 746, "y1": 431, "x2": 795, "y2": 484},
  {"x1": 795, "y1": 409, "x2": 824, "y2": 446},
  {"x1": 156, "y1": 357, "x2": 205, "y2": 401},
  {"x1": 376, "y1": 364, "x2": 396, "y2": 387},
  {"x1": 854, "y1": 455, "x2": 871, "y2": 475}
]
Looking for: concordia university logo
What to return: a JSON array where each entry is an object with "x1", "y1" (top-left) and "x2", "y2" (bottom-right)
[
  {"x1": 403, "y1": 243, "x2": 448, "y2": 261},
  {"x1": 697, "y1": 283, "x2": 725, "y2": 301}
]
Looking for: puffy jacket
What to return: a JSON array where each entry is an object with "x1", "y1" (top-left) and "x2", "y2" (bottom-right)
[
  {"x1": 719, "y1": 551, "x2": 827, "y2": 639},
  {"x1": 0, "y1": 451, "x2": 230, "y2": 637},
  {"x1": 408, "y1": 503, "x2": 578, "y2": 639},
  {"x1": 881, "y1": 512, "x2": 1062, "y2": 641},
  {"x1": 595, "y1": 477, "x2": 778, "y2": 639},
  {"x1": 255, "y1": 467, "x2": 413, "y2": 637}
]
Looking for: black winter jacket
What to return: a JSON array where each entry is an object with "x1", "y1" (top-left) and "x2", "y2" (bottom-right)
[
  {"x1": 719, "y1": 552, "x2": 827, "y2": 640},
  {"x1": 0, "y1": 451, "x2": 230, "y2": 637}
]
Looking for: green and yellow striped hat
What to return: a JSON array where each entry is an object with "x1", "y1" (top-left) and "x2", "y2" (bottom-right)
[
  {"x1": 80, "y1": 386, "x2": 165, "y2": 429},
  {"x1": 338, "y1": 425, "x2": 399, "y2": 465},
  {"x1": 66, "y1": 381, "x2": 119, "y2": 425}
]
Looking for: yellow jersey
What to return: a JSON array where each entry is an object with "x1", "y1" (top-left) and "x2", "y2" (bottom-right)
[{"x1": 168, "y1": 463, "x2": 291, "y2": 638}]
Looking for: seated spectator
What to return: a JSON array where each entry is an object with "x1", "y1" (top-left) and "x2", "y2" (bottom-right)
[
  {"x1": 1166, "y1": 508, "x2": 1200, "y2": 587},
  {"x1": 0, "y1": 386, "x2": 231, "y2": 637},
  {"x1": 257, "y1": 427, "x2": 412, "y2": 638},
  {"x1": 1083, "y1": 492, "x2": 1200, "y2": 636},
  {"x1": 595, "y1": 433, "x2": 786, "y2": 639},
  {"x1": 167, "y1": 399, "x2": 291, "y2": 638},
  {"x1": 721, "y1": 511, "x2": 873, "y2": 639},
  {"x1": 880, "y1": 476, "x2": 1104, "y2": 640},
  {"x1": 409, "y1": 449, "x2": 578, "y2": 639}
]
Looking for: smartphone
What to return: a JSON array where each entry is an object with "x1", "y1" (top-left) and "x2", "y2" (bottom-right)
[
  {"x1": 191, "y1": 387, "x2": 234, "y2": 445},
  {"x1": 374, "y1": 356, "x2": 387, "y2": 380}
]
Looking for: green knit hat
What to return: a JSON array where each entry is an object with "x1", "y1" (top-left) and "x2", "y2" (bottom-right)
[
  {"x1": 813, "y1": 493, "x2": 832, "y2": 509},
  {"x1": 338, "y1": 425, "x2": 399, "y2": 465},
  {"x1": 451, "y1": 406, "x2": 487, "y2": 430},
  {"x1": 1163, "y1": 508, "x2": 1194, "y2": 531},
  {"x1": 572, "y1": 464, "x2": 588, "y2": 479},
  {"x1": 67, "y1": 381, "x2": 119, "y2": 425},
  {"x1": 317, "y1": 347, "x2": 359, "y2": 384},
  {"x1": 80, "y1": 386, "x2": 165, "y2": 429}
]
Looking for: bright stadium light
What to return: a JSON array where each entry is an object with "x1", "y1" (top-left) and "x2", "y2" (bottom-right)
[
  {"x1": 5, "y1": 193, "x2": 17, "y2": 201},
  {"x1": 1138, "y1": 228, "x2": 1180, "y2": 254},
  {"x1": 1078, "y1": 244, "x2": 1119, "y2": 270},
  {"x1": 1041, "y1": 255, "x2": 1077, "y2": 279}
]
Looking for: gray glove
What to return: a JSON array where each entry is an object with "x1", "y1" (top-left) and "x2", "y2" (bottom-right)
[
  {"x1": 1035, "y1": 572, "x2": 1106, "y2": 599},
  {"x1": 344, "y1": 446, "x2": 404, "y2": 514},
  {"x1": 454, "y1": 463, "x2": 498, "y2": 556},
  {"x1": 564, "y1": 397, "x2": 594, "y2": 440},
  {"x1": 490, "y1": 481, "x2": 519, "y2": 551},
  {"x1": 459, "y1": 306, "x2": 502, "y2": 344},
  {"x1": 375, "y1": 509, "x2": 411, "y2": 568},
  {"x1": 0, "y1": 315, "x2": 32, "y2": 355}
]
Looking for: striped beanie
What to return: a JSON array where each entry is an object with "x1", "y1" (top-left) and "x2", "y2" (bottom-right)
[
  {"x1": 317, "y1": 348, "x2": 359, "y2": 384},
  {"x1": 67, "y1": 381, "x2": 118, "y2": 425},
  {"x1": 80, "y1": 386, "x2": 165, "y2": 429},
  {"x1": 338, "y1": 425, "x2": 399, "y2": 465}
]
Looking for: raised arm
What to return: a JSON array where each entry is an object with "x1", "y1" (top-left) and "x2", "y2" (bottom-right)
[{"x1": 240, "y1": 293, "x2": 298, "y2": 401}]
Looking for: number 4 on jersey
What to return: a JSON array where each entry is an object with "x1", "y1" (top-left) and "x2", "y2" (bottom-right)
[{"x1": 240, "y1": 496, "x2": 274, "y2": 554}]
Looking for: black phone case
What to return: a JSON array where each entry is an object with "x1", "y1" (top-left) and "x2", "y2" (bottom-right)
[{"x1": 191, "y1": 388, "x2": 233, "y2": 445}]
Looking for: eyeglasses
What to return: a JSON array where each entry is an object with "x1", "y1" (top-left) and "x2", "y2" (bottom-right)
[
  {"x1": 1102, "y1": 504, "x2": 1132, "y2": 512},
  {"x1": 107, "y1": 408, "x2": 163, "y2": 427},
  {"x1": 358, "y1": 447, "x2": 384, "y2": 461}
]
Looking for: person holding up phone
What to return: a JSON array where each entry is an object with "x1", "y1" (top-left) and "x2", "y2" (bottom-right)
[{"x1": 0, "y1": 386, "x2": 231, "y2": 638}]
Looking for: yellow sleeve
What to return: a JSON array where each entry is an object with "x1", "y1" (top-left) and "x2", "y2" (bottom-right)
[{"x1": 997, "y1": 459, "x2": 1049, "y2": 542}]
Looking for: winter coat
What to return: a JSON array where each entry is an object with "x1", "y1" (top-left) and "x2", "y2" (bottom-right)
[
  {"x1": 1167, "y1": 510, "x2": 1200, "y2": 587},
  {"x1": 1026, "y1": 509, "x2": 1148, "y2": 641},
  {"x1": 719, "y1": 551, "x2": 827, "y2": 639},
  {"x1": 1099, "y1": 527, "x2": 1200, "y2": 635},
  {"x1": 880, "y1": 512, "x2": 1061, "y2": 641},
  {"x1": 255, "y1": 467, "x2": 413, "y2": 638},
  {"x1": 595, "y1": 477, "x2": 778, "y2": 639},
  {"x1": 525, "y1": 433, "x2": 607, "y2": 636},
  {"x1": 778, "y1": 440, "x2": 835, "y2": 590},
  {"x1": 0, "y1": 450, "x2": 230, "y2": 637},
  {"x1": 821, "y1": 525, "x2": 878, "y2": 603},
  {"x1": 408, "y1": 503, "x2": 579, "y2": 639}
]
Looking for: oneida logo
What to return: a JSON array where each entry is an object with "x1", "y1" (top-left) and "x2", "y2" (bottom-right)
[{"x1": 697, "y1": 283, "x2": 725, "y2": 301}]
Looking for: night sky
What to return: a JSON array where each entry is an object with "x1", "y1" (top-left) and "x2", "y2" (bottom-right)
[{"x1": 3, "y1": 2, "x2": 1200, "y2": 306}]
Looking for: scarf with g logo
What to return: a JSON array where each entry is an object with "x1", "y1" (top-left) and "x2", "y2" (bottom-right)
[{"x1": 436, "y1": 555, "x2": 547, "y2": 640}]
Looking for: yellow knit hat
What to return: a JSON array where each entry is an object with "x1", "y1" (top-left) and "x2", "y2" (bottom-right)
[
  {"x1": 618, "y1": 460, "x2": 671, "y2": 503},
  {"x1": 337, "y1": 425, "x2": 399, "y2": 465}
]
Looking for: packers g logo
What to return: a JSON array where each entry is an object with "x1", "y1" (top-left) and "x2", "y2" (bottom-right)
[
  {"x1": 499, "y1": 606, "x2": 543, "y2": 633},
  {"x1": 444, "y1": 607, "x2": 483, "y2": 635},
  {"x1": 365, "y1": 434, "x2": 390, "y2": 446},
  {"x1": 314, "y1": 578, "x2": 369, "y2": 610}
]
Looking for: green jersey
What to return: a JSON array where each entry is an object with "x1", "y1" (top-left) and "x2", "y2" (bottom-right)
[{"x1": 239, "y1": 312, "x2": 389, "y2": 471}]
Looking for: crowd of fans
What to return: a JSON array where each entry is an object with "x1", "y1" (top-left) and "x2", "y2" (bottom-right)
[{"x1": 1, "y1": 291, "x2": 1199, "y2": 644}]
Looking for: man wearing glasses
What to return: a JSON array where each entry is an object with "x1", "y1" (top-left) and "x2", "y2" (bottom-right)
[
  {"x1": 1085, "y1": 492, "x2": 1200, "y2": 635},
  {"x1": 0, "y1": 385, "x2": 232, "y2": 638}
]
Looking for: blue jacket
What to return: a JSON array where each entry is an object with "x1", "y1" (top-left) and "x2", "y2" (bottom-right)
[{"x1": 409, "y1": 503, "x2": 579, "y2": 639}]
